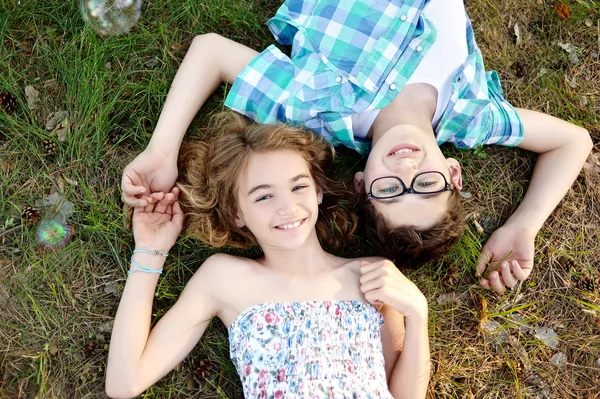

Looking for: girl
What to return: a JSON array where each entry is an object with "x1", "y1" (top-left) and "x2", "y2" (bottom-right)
[{"x1": 106, "y1": 112, "x2": 430, "y2": 398}]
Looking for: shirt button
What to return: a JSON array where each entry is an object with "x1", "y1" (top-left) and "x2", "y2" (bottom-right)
[
  {"x1": 389, "y1": 83, "x2": 397, "y2": 91},
  {"x1": 336, "y1": 76, "x2": 342, "y2": 83},
  {"x1": 400, "y1": 15, "x2": 407, "y2": 22},
  {"x1": 416, "y1": 45, "x2": 423, "y2": 52}
]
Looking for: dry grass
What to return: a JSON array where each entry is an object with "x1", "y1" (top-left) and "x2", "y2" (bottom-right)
[{"x1": 1, "y1": 0, "x2": 599, "y2": 398}]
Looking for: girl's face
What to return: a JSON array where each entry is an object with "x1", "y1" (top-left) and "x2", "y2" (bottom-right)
[{"x1": 236, "y1": 150, "x2": 323, "y2": 251}]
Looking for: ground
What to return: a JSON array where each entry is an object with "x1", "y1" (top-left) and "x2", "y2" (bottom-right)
[{"x1": 0, "y1": 0, "x2": 599, "y2": 398}]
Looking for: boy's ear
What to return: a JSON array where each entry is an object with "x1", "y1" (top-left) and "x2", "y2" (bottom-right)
[
  {"x1": 446, "y1": 158, "x2": 463, "y2": 191},
  {"x1": 354, "y1": 171, "x2": 365, "y2": 194}
]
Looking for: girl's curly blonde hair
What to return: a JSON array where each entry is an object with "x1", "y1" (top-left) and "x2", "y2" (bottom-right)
[{"x1": 176, "y1": 111, "x2": 357, "y2": 251}]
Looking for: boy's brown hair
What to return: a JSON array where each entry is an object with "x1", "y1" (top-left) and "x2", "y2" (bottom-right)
[
  {"x1": 177, "y1": 111, "x2": 358, "y2": 251},
  {"x1": 358, "y1": 189, "x2": 464, "y2": 267}
]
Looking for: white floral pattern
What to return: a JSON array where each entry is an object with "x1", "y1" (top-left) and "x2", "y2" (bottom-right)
[{"x1": 228, "y1": 300, "x2": 393, "y2": 398}]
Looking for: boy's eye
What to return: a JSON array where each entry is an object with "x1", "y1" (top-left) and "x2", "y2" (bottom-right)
[
  {"x1": 416, "y1": 181, "x2": 435, "y2": 188},
  {"x1": 292, "y1": 185, "x2": 308, "y2": 191},
  {"x1": 377, "y1": 186, "x2": 400, "y2": 195}
]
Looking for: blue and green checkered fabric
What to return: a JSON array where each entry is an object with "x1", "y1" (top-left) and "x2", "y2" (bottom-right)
[{"x1": 225, "y1": 0, "x2": 523, "y2": 155}]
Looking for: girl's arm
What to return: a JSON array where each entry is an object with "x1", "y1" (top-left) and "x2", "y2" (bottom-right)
[
  {"x1": 105, "y1": 255, "x2": 222, "y2": 399},
  {"x1": 121, "y1": 34, "x2": 258, "y2": 207},
  {"x1": 360, "y1": 260, "x2": 430, "y2": 399},
  {"x1": 387, "y1": 312, "x2": 430, "y2": 399}
]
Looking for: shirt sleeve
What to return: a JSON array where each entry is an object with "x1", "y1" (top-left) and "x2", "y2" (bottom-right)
[
  {"x1": 480, "y1": 70, "x2": 524, "y2": 147},
  {"x1": 224, "y1": 45, "x2": 296, "y2": 125}
]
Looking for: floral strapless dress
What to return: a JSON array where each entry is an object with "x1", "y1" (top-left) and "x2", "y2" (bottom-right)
[{"x1": 227, "y1": 300, "x2": 394, "y2": 398}]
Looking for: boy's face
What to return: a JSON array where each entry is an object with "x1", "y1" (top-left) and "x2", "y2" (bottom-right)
[{"x1": 356, "y1": 124, "x2": 463, "y2": 228}]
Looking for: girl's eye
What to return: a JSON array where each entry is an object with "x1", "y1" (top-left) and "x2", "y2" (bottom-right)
[
  {"x1": 292, "y1": 185, "x2": 308, "y2": 191},
  {"x1": 256, "y1": 195, "x2": 272, "y2": 202}
]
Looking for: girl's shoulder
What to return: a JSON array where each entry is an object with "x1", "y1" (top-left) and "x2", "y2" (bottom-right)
[
  {"x1": 198, "y1": 253, "x2": 259, "y2": 276},
  {"x1": 332, "y1": 256, "x2": 389, "y2": 280}
]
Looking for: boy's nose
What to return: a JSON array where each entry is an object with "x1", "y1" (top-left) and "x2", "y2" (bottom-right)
[{"x1": 393, "y1": 158, "x2": 419, "y2": 176}]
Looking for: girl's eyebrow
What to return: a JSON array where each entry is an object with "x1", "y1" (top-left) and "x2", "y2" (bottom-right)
[{"x1": 247, "y1": 174, "x2": 311, "y2": 196}]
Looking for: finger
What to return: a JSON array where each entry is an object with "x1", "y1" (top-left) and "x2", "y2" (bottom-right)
[
  {"x1": 476, "y1": 247, "x2": 493, "y2": 277},
  {"x1": 154, "y1": 197, "x2": 169, "y2": 214},
  {"x1": 172, "y1": 186, "x2": 180, "y2": 197},
  {"x1": 360, "y1": 260, "x2": 387, "y2": 274},
  {"x1": 500, "y1": 262, "x2": 518, "y2": 288},
  {"x1": 479, "y1": 278, "x2": 491, "y2": 290},
  {"x1": 510, "y1": 260, "x2": 529, "y2": 281},
  {"x1": 172, "y1": 201, "x2": 184, "y2": 229},
  {"x1": 488, "y1": 271, "x2": 506, "y2": 294},
  {"x1": 121, "y1": 173, "x2": 146, "y2": 197},
  {"x1": 364, "y1": 290, "x2": 384, "y2": 306},
  {"x1": 359, "y1": 267, "x2": 386, "y2": 285},
  {"x1": 144, "y1": 202, "x2": 155, "y2": 213},
  {"x1": 360, "y1": 278, "x2": 384, "y2": 294},
  {"x1": 122, "y1": 192, "x2": 147, "y2": 207}
]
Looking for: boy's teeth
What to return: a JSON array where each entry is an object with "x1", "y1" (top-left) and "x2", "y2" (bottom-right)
[
  {"x1": 278, "y1": 220, "x2": 302, "y2": 229},
  {"x1": 392, "y1": 148, "x2": 416, "y2": 155}
]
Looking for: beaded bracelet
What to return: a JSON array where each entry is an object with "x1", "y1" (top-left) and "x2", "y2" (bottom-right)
[{"x1": 128, "y1": 249, "x2": 169, "y2": 275}]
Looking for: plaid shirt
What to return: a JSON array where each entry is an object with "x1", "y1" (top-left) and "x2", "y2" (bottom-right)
[{"x1": 225, "y1": 0, "x2": 523, "y2": 155}]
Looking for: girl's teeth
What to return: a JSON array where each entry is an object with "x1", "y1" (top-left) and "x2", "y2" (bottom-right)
[{"x1": 278, "y1": 220, "x2": 302, "y2": 229}]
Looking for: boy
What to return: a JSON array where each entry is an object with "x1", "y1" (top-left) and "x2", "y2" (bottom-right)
[{"x1": 121, "y1": 0, "x2": 592, "y2": 294}]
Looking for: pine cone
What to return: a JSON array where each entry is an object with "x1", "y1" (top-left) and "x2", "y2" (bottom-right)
[
  {"x1": 193, "y1": 359, "x2": 213, "y2": 380},
  {"x1": 83, "y1": 341, "x2": 98, "y2": 357},
  {"x1": 0, "y1": 92, "x2": 17, "y2": 114},
  {"x1": 42, "y1": 139, "x2": 58, "y2": 156},
  {"x1": 109, "y1": 126, "x2": 125, "y2": 144},
  {"x1": 578, "y1": 276, "x2": 595, "y2": 293},
  {"x1": 21, "y1": 206, "x2": 41, "y2": 226}
]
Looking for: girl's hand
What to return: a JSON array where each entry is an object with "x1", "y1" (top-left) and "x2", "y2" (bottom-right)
[
  {"x1": 121, "y1": 148, "x2": 179, "y2": 207},
  {"x1": 360, "y1": 260, "x2": 428, "y2": 320},
  {"x1": 132, "y1": 188, "x2": 184, "y2": 251}
]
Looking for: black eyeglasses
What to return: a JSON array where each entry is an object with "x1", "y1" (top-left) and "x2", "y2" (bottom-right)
[{"x1": 367, "y1": 171, "x2": 452, "y2": 200}]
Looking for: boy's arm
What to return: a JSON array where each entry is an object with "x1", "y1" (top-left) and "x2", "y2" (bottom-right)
[
  {"x1": 477, "y1": 108, "x2": 593, "y2": 292},
  {"x1": 121, "y1": 34, "x2": 258, "y2": 207},
  {"x1": 105, "y1": 255, "x2": 223, "y2": 398}
]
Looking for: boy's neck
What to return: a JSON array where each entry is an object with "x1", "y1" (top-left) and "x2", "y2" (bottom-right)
[{"x1": 369, "y1": 83, "x2": 438, "y2": 143}]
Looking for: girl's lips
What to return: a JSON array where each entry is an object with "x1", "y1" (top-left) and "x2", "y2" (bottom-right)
[{"x1": 274, "y1": 218, "x2": 307, "y2": 230}]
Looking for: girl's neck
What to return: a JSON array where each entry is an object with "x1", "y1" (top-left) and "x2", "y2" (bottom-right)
[{"x1": 258, "y1": 231, "x2": 338, "y2": 277}]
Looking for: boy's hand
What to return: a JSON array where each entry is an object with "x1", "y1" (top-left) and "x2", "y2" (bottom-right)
[
  {"x1": 121, "y1": 149, "x2": 178, "y2": 207},
  {"x1": 360, "y1": 260, "x2": 428, "y2": 319},
  {"x1": 476, "y1": 225, "x2": 536, "y2": 293},
  {"x1": 132, "y1": 188, "x2": 184, "y2": 251}
]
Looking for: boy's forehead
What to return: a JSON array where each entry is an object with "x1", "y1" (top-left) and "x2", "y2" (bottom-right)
[{"x1": 372, "y1": 192, "x2": 451, "y2": 228}]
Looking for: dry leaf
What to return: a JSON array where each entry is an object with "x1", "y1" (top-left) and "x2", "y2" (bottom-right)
[
  {"x1": 49, "y1": 343, "x2": 59, "y2": 355},
  {"x1": 555, "y1": 2, "x2": 570, "y2": 19},
  {"x1": 480, "y1": 296, "x2": 488, "y2": 325},
  {"x1": 45, "y1": 110, "x2": 68, "y2": 131},
  {"x1": 1, "y1": 160, "x2": 10, "y2": 171},
  {"x1": 24, "y1": 85, "x2": 40, "y2": 112},
  {"x1": 514, "y1": 22, "x2": 522, "y2": 45},
  {"x1": 583, "y1": 152, "x2": 600, "y2": 175}
]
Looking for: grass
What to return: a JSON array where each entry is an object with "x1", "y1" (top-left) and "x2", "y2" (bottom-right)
[{"x1": 1, "y1": 0, "x2": 599, "y2": 398}]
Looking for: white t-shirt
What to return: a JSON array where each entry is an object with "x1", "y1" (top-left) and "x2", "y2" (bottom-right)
[{"x1": 352, "y1": 0, "x2": 469, "y2": 137}]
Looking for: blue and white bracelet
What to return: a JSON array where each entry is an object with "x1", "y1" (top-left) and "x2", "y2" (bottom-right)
[{"x1": 128, "y1": 249, "x2": 169, "y2": 275}]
